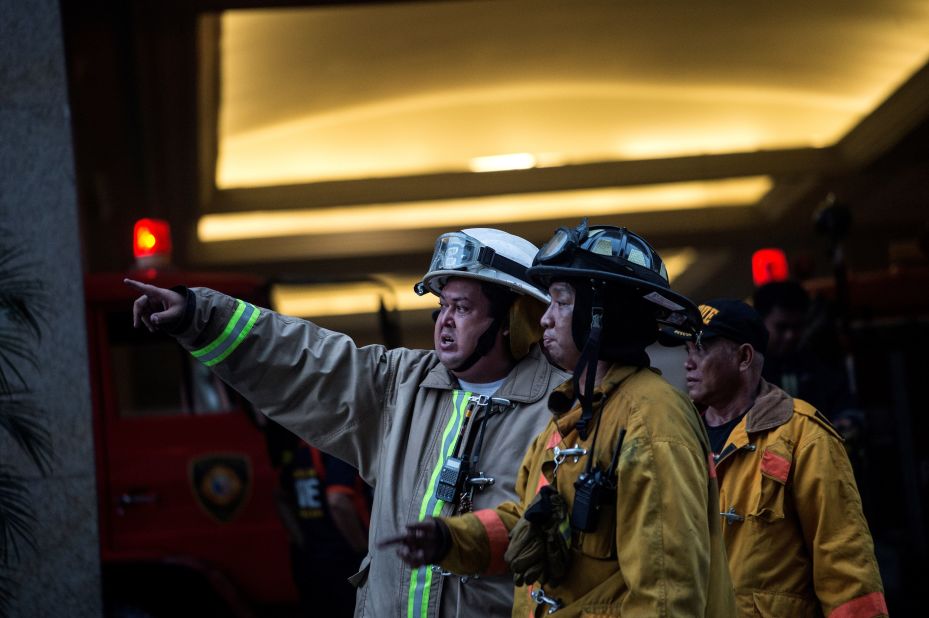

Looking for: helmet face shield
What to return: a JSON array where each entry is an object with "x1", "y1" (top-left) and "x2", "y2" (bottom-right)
[
  {"x1": 416, "y1": 229, "x2": 550, "y2": 303},
  {"x1": 428, "y1": 233, "x2": 484, "y2": 273}
]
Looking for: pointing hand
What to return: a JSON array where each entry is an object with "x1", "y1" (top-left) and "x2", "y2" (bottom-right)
[
  {"x1": 124, "y1": 278, "x2": 185, "y2": 332},
  {"x1": 378, "y1": 519, "x2": 451, "y2": 567}
]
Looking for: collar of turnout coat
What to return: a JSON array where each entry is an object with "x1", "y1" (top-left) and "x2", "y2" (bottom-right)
[{"x1": 418, "y1": 343, "x2": 560, "y2": 405}]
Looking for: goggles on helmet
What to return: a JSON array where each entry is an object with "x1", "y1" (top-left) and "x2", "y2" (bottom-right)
[
  {"x1": 414, "y1": 231, "x2": 535, "y2": 297},
  {"x1": 529, "y1": 219, "x2": 701, "y2": 330},
  {"x1": 535, "y1": 220, "x2": 589, "y2": 265},
  {"x1": 534, "y1": 221, "x2": 670, "y2": 287}
]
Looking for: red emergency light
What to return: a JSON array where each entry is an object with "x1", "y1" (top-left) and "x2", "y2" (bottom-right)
[
  {"x1": 133, "y1": 218, "x2": 172, "y2": 262},
  {"x1": 752, "y1": 248, "x2": 789, "y2": 286}
]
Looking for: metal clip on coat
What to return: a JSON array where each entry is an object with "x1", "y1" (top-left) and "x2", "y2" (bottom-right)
[
  {"x1": 489, "y1": 396, "x2": 512, "y2": 410},
  {"x1": 552, "y1": 445, "x2": 587, "y2": 476},
  {"x1": 721, "y1": 506, "x2": 744, "y2": 524},
  {"x1": 469, "y1": 394, "x2": 491, "y2": 407},
  {"x1": 531, "y1": 588, "x2": 562, "y2": 614},
  {"x1": 466, "y1": 476, "x2": 495, "y2": 489}
]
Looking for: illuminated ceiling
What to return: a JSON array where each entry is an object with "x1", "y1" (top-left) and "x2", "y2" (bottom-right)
[
  {"x1": 215, "y1": 1, "x2": 929, "y2": 188},
  {"x1": 199, "y1": 177, "x2": 773, "y2": 242},
  {"x1": 186, "y1": 0, "x2": 929, "y2": 328}
]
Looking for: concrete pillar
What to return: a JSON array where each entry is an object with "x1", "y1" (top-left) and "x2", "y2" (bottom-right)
[{"x1": 0, "y1": 1, "x2": 101, "y2": 615}]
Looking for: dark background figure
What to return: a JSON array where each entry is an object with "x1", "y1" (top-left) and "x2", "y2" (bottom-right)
[
  {"x1": 753, "y1": 280, "x2": 854, "y2": 422},
  {"x1": 752, "y1": 280, "x2": 870, "y2": 485},
  {"x1": 263, "y1": 419, "x2": 371, "y2": 617}
]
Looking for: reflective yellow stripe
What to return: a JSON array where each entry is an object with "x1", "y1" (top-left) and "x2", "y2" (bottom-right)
[
  {"x1": 407, "y1": 390, "x2": 470, "y2": 618},
  {"x1": 191, "y1": 300, "x2": 246, "y2": 358},
  {"x1": 203, "y1": 307, "x2": 259, "y2": 367}
]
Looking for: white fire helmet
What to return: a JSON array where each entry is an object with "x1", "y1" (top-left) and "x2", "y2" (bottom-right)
[{"x1": 414, "y1": 228, "x2": 549, "y2": 303}]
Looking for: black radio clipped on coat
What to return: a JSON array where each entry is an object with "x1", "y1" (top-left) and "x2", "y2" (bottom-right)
[
  {"x1": 436, "y1": 396, "x2": 514, "y2": 506},
  {"x1": 570, "y1": 427, "x2": 626, "y2": 533},
  {"x1": 436, "y1": 456, "x2": 469, "y2": 503},
  {"x1": 570, "y1": 466, "x2": 614, "y2": 532}
]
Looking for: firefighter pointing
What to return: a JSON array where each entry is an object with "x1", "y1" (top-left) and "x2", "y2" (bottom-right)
[
  {"x1": 386, "y1": 221, "x2": 737, "y2": 617},
  {"x1": 126, "y1": 228, "x2": 569, "y2": 618}
]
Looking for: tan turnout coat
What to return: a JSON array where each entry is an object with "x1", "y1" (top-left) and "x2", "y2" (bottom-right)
[{"x1": 174, "y1": 288, "x2": 569, "y2": 618}]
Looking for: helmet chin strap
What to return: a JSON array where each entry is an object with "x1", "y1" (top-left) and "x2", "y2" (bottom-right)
[
  {"x1": 450, "y1": 316, "x2": 503, "y2": 375},
  {"x1": 573, "y1": 285, "x2": 604, "y2": 441}
]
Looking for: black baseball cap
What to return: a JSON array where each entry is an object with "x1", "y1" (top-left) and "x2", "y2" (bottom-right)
[
  {"x1": 695, "y1": 298, "x2": 768, "y2": 353},
  {"x1": 659, "y1": 298, "x2": 768, "y2": 354}
]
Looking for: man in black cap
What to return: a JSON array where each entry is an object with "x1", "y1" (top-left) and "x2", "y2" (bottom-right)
[
  {"x1": 681, "y1": 298, "x2": 886, "y2": 617},
  {"x1": 683, "y1": 299, "x2": 771, "y2": 455}
]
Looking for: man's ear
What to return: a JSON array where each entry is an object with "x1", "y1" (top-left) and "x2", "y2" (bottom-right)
[{"x1": 738, "y1": 343, "x2": 754, "y2": 372}]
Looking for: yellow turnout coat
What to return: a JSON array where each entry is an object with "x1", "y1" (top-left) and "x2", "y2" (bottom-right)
[
  {"x1": 440, "y1": 365, "x2": 736, "y2": 617},
  {"x1": 713, "y1": 380, "x2": 886, "y2": 618}
]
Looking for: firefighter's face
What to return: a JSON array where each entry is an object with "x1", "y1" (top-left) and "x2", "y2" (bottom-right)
[
  {"x1": 434, "y1": 278, "x2": 499, "y2": 374},
  {"x1": 684, "y1": 338, "x2": 743, "y2": 407},
  {"x1": 540, "y1": 282, "x2": 580, "y2": 372}
]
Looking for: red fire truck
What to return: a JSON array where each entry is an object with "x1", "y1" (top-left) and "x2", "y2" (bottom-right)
[{"x1": 86, "y1": 221, "x2": 297, "y2": 616}]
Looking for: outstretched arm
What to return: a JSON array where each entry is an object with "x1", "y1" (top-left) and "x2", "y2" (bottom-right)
[{"x1": 123, "y1": 280, "x2": 407, "y2": 482}]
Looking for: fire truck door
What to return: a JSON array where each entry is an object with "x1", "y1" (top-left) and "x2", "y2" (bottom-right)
[{"x1": 91, "y1": 305, "x2": 293, "y2": 603}]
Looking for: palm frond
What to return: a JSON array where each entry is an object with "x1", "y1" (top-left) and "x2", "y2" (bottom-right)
[
  {"x1": 0, "y1": 397, "x2": 53, "y2": 475},
  {"x1": 0, "y1": 566, "x2": 15, "y2": 617},
  {"x1": 0, "y1": 336, "x2": 37, "y2": 395},
  {"x1": 0, "y1": 245, "x2": 46, "y2": 342},
  {"x1": 0, "y1": 233, "x2": 50, "y2": 612},
  {"x1": 0, "y1": 237, "x2": 46, "y2": 398},
  {"x1": 0, "y1": 295, "x2": 43, "y2": 342},
  {"x1": 0, "y1": 467, "x2": 36, "y2": 565}
]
